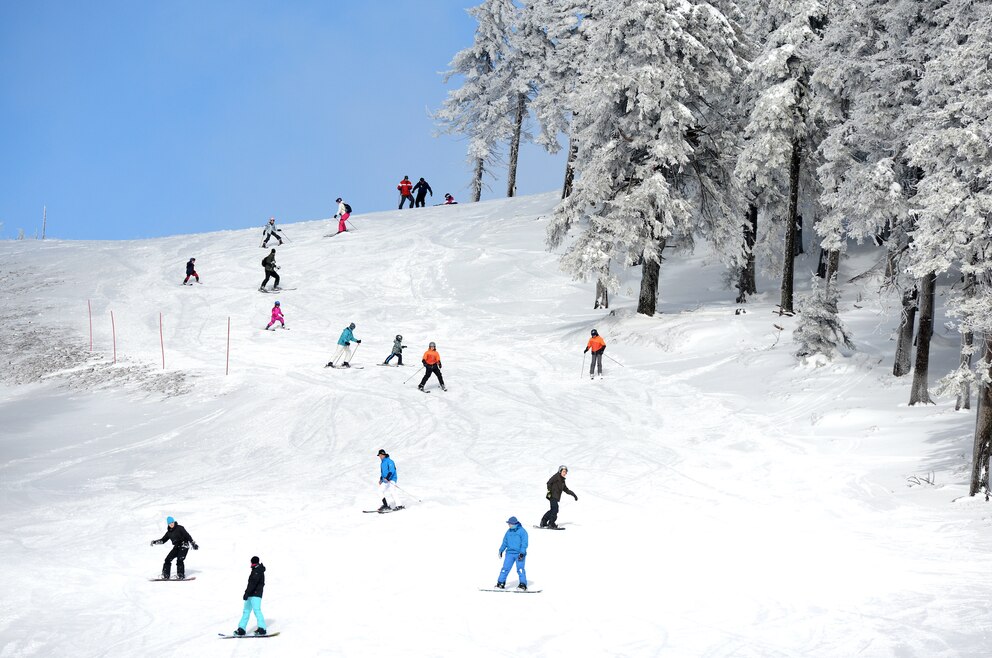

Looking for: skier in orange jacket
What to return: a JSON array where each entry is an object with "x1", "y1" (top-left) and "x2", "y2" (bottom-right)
[
  {"x1": 585, "y1": 329, "x2": 606, "y2": 379},
  {"x1": 418, "y1": 341, "x2": 446, "y2": 392}
]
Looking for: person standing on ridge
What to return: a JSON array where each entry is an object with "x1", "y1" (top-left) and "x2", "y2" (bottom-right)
[
  {"x1": 585, "y1": 329, "x2": 606, "y2": 379},
  {"x1": 261, "y1": 217, "x2": 283, "y2": 247},
  {"x1": 397, "y1": 175, "x2": 415, "y2": 209},
  {"x1": 150, "y1": 516, "x2": 198, "y2": 579},
  {"x1": 418, "y1": 341, "x2": 445, "y2": 391},
  {"x1": 333, "y1": 197, "x2": 352, "y2": 234},
  {"x1": 265, "y1": 301, "x2": 285, "y2": 330},
  {"x1": 259, "y1": 249, "x2": 280, "y2": 292},
  {"x1": 384, "y1": 334, "x2": 406, "y2": 365},
  {"x1": 496, "y1": 516, "x2": 528, "y2": 590},
  {"x1": 376, "y1": 449, "x2": 403, "y2": 511},
  {"x1": 412, "y1": 177, "x2": 432, "y2": 207},
  {"x1": 327, "y1": 322, "x2": 361, "y2": 367},
  {"x1": 183, "y1": 258, "x2": 200, "y2": 285},
  {"x1": 234, "y1": 556, "x2": 267, "y2": 636},
  {"x1": 540, "y1": 465, "x2": 577, "y2": 529}
]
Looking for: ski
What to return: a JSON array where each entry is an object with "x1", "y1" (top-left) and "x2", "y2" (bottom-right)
[
  {"x1": 363, "y1": 506, "x2": 406, "y2": 514},
  {"x1": 218, "y1": 632, "x2": 280, "y2": 639},
  {"x1": 325, "y1": 364, "x2": 364, "y2": 369},
  {"x1": 259, "y1": 288, "x2": 298, "y2": 293},
  {"x1": 263, "y1": 326, "x2": 290, "y2": 331},
  {"x1": 376, "y1": 363, "x2": 407, "y2": 367},
  {"x1": 417, "y1": 388, "x2": 431, "y2": 394},
  {"x1": 533, "y1": 525, "x2": 566, "y2": 531},
  {"x1": 478, "y1": 587, "x2": 541, "y2": 594},
  {"x1": 148, "y1": 576, "x2": 196, "y2": 581}
]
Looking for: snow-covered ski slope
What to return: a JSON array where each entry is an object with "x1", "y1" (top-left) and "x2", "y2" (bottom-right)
[{"x1": 1, "y1": 192, "x2": 989, "y2": 657}]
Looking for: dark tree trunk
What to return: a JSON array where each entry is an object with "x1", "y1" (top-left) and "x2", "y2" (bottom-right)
[
  {"x1": 970, "y1": 336, "x2": 992, "y2": 497},
  {"x1": 506, "y1": 93, "x2": 525, "y2": 198},
  {"x1": 826, "y1": 250, "x2": 840, "y2": 283},
  {"x1": 594, "y1": 279, "x2": 609, "y2": 309},
  {"x1": 794, "y1": 213, "x2": 804, "y2": 256},
  {"x1": 780, "y1": 139, "x2": 801, "y2": 314},
  {"x1": 637, "y1": 238, "x2": 667, "y2": 316},
  {"x1": 471, "y1": 158, "x2": 484, "y2": 203},
  {"x1": 957, "y1": 272, "x2": 977, "y2": 410},
  {"x1": 736, "y1": 204, "x2": 758, "y2": 303},
  {"x1": 909, "y1": 272, "x2": 936, "y2": 405},
  {"x1": 561, "y1": 134, "x2": 578, "y2": 200},
  {"x1": 893, "y1": 286, "x2": 918, "y2": 377}
]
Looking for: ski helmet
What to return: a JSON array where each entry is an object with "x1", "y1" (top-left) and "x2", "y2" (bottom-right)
[
  {"x1": 274, "y1": 301, "x2": 280, "y2": 306},
  {"x1": 377, "y1": 449, "x2": 387, "y2": 456},
  {"x1": 349, "y1": 322, "x2": 356, "y2": 330},
  {"x1": 335, "y1": 197, "x2": 342, "y2": 203},
  {"x1": 591, "y1": 329, "x2": 598, "y2": 336},
  {"x1": 429, "y1": 341, "x2": 436, "y2": 349},
  {"x1": 558, "y1": 465, "x2": 568, "y2": 473},
  {"x1": 250, "y1": 556, "x2": 260, "y2": 566},
  {"x1": 396, "y1": 334, "x2": 402, "y2": 341}
]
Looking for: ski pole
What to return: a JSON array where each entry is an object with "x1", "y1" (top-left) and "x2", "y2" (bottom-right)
[
  {"x1": 350, "y1": 343, "x2": 361, "y2": 363},
  {"x1": 604, "y1": 353, "x2": 625, "y2": 367},
  {"x1": 392, "y1": 483, "x2": 421, "y2": 503},
  {"x1": 580, "y1": 353, "x2": 586, "y2": 379},
  {"x1": 280, "y1": 231, "x2": 291, "y2": 243},
  {"x1": 404, "y1": 367, "x2": 422, "y2": 385}
]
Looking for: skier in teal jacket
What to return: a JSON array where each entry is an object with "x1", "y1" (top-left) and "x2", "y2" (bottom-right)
[
  {"x1": 496, "y1": 516, "x2": 528, "y2": 590},
  {"x1": 327, "y1": 322, "x2": 361, "y2": 367}
]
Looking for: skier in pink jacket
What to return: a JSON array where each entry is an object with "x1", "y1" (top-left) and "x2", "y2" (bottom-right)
[{"x1": 265, "y1": 301, "x2": 285, "y2": 330}]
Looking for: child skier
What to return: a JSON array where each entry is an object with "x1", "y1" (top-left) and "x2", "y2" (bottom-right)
[
  {"x1": 183, "y1": 258, "x2": 200, "y2": 285},
  {"x1": 540, "y1": 465, "x2": 577, "y2": 529},
  {"x1": 376, "y1": 449, "x2": 403, "y2": 511},
  {"x1": 265, "y1": 301, "x2": 285, "y2": 330},
  {"x1": 443, "y1": 193, "x2": 457, "y2": 205},
  {"x1": 149, "y1": 516, "x2": 198, "y2": 579},
  {"x1": 234, "y1": 556, "x2": 267, "y2": 636},
  {"x1": 333, "y1": 197, "x2": 351, "y2": 234},
  {"x1": 384, "y1": 335, "x2": 406, "y2": 365},
  {"x1": 261, "y1": 217, "x2": 283, "y2": 247},
  {"x1": 496, "y1": 517, "x2": 528, "y2": 590},
  {"x1": 327, "y1": 322, "x2": 361, "y2": 367},
  {"x1": 418, "y1": 341, "x2": 445, "y2": 391},
  {"x1": 584, "y1": 329, "x2": 606, "y2": 379}
]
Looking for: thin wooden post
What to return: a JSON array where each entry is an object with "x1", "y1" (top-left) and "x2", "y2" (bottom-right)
[
  {"x1": 226, "y1": 317, "x2": 231, "y2": 375},
  {"x1": 111, "y1": 311, "x2": 117, "y2": 364},
  {"x1": 42, "y1": 206, "x2": 47, "y2": 240},
  {"x1": 159, "y1": 313, "x2": 165, "y2": 369},
  {"x1": 88, "y1": 300, "x2": 93, "y2": 351}
]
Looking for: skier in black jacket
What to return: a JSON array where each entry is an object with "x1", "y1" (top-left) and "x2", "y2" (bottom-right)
[
  {"x1": 259, "y1": 249, "x2": 280, "y2": 292},
  {"x1": 149, "y1": 516, "x2": 198, "y2": 579},
  {"x1": 412, "y1": 177, "x2": 433, "y2": 207},
  {"x1": 235, "y1": 556, "x2": 267, "y2": 636},
  {"x1": 183, "y1": 258, "x2": 200, "y2": 285},
  {"x1": 540, "y1": 466, "x2": 577, "y2": 529}
]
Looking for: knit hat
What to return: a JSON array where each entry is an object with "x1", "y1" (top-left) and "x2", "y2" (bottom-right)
[
  {"x1": 506, "y1": 516, "x2": 519, "y2": 525},
  {"x1": 166, "y1": 516, "x2": 175, "y2": 524},
  {"x1": 251, "y1": 556, "x2": 260, "y2": 566}
]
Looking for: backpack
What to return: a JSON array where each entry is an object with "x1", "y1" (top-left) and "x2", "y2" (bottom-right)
[{"x1": 344, "y1": 203, "x2": 352, "y2": 214}]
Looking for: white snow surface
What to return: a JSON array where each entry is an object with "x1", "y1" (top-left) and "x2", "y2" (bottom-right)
[{"x1": 0, "y1": 193, "x2": 989, "y2": 657}]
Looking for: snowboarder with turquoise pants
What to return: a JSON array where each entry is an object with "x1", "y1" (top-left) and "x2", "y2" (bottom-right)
[
  {"x1": 327, "y1": 322, "x2": 361, "y2": 367},
  {"x1": 235, "y1": 556, "x2": 267, "y2": 636},
  {"x1": 384, "y1": 335, "x2": 406, "y2": 365},
  {"x1": 377, "y1": 449, "x2": 402, "y2": 511},
  {"x1": 496, "y1": 516, "x2": 528, "y2": 590}
]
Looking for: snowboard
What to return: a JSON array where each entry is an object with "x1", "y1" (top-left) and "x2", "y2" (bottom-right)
[
  {"x1": 363, "y1": 506, "x2": 406, "y2": 514},
  {"x1": 218, "y1": 632, "x2": 280, "y2": 639},
  {"x1": 533, "y1": 525, "x2": 566, "y2": 530},
  {"x1": 148, "y1": 576, "x2": 196, "y2": 581},
  {"x1": 478, "y1": 587, "x2": 541, "y2": 594}
]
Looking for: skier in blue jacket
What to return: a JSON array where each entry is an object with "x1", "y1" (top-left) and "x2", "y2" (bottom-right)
[
  {"x1": 376, "y1": 449, "x2": 402, "y2": 511},
  {"x1": 496, "y1": 516, "x2": 528, "y2": 590},
  {"x1": 327, "y1": 322, "x2": 361, "y2": 368}
]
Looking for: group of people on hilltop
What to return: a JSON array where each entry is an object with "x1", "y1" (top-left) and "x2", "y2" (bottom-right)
[{"x1": 397, "y1": 175, "x2": 457, "y2": 208}]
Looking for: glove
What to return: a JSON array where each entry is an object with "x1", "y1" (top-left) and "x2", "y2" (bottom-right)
[
  {"x1": 150, "y1": 540, "x2": 158, "y2": 546},
  {"x1": 243, "y1": 594, "x2": 248, "y2": 601},
  {"x1": 571, "y1": 493, "x2": 578, "y2": 501},
  {"x1": 518, "y1": 553, "x2": 526, "y2": 560},
  {"x1": 345, "y1": 341, "x2": 350, "y2": 346},
  {"x1": 499, "y1": 551, "x2": 503, "y2": 558},
  {"x1": 192, "y1": 543, "x2": 199, "y2": 550},
  {"x1": 402, "y1": 345, "x2": 407, "y2": 348},
  {"x1": 334, "y1": 214, "x2": 339, "y2": 219},
  {"x1": 584, "y1": 348, "x2": 589, "y2": 353},
  {"x1": 357, "y1": 340, "x2": 362, "y2": 344},
  {"x1": 422, "y1": 360, "x2": 427, "y2": 367}
]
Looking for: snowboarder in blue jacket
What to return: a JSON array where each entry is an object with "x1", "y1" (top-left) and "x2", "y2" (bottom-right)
[
  {"x1": 496, "y1": 516, "x2": 528, "y2": 590},
  {"x1": 377, "y1": 449, "x2": 402, "y2": 511},
  {"x1": 327, "y1": 322, "x2": 361, "y2": 367}
]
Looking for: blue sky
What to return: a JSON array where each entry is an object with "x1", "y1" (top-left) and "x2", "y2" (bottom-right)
[{"x1": 0, "y1": 1, "x2": 566, "y2": 240}]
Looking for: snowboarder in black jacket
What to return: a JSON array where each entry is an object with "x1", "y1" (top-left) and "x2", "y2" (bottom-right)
[
  {"x1": 235, "y1": 556, "x2": 267, "y2": 636},
  {"x1": 540, "y1": 466, "x2": 577, "y2": 529},
  {"x1": 412, "y1": 177, "x2": 433, "y2": 207},
  {"x1": 260, "y1": 249, "x2": 280, "y2": 291},
  {"x1": 150, "y1": 516, "x2": 198, "y2": 579}
]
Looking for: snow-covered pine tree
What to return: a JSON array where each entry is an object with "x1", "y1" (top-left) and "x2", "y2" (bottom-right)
[
  {"x1": 793, "y1": 274, "x2": 853, "y2": 361},
  {"x1": 436, "y1": 0, "x2": 526, "y2": 202},
  {"x1": 546, "y1": 0, "x2": 747, "y2": 316},
  {"x1": 735, "y1": 0, "x2": 828, "y2": 315}
]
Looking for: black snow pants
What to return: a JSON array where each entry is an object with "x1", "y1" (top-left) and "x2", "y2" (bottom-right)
[
  {"x1": 419, "y1": 364, "x2": 444, "y2": 388},
  {"x1": 541, "y1": 499, "x2": 560, "y2": 528},
  {"x1": 261, "y1": 268, "x2": 280, "y2": 289},
  {"x1": 163, "y1": 544, "x2": 190, "y2": 578},
  {"x1": 415, "y1": 193, "x2": 429, "y2": 208}
]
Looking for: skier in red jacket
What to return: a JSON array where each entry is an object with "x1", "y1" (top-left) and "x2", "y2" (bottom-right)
[{"x1": 397, "y1": 176, "x2": 414, "y2": 209}]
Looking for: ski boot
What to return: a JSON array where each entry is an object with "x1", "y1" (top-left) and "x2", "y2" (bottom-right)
[
  {"x1": 495, "y1": 582, "x2": 505, "y2": 589},
  {"x1": 258, "y1": 286, "x2": 266, "y2": 292},
  {"x1": 341, "y1": 362, "x2": 350, "y2": 368},
  {"x1": 234, "y1": 628, "x2": 246, "y2": 636},
  {"x1": 254, "y1": 628, "x2": 267, "y2": 636},
  {"x1": 440, "y1": 385, "x2": 447, "y2": 391},
  {"x1": 418, "y1": 384, "x2": 424, "y2": 391},
  {"x1": 518, "y1": 583, "x2": 527, "y2": 591}
]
